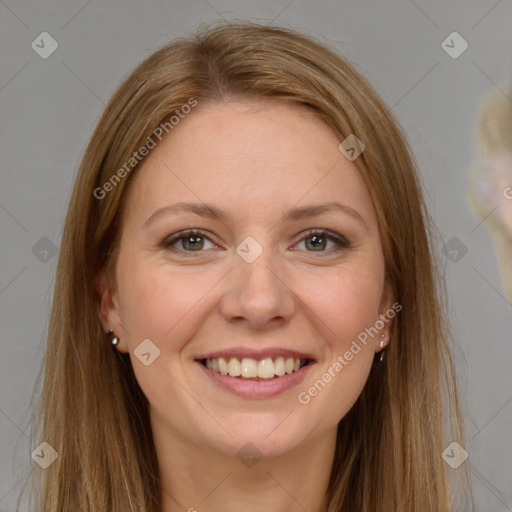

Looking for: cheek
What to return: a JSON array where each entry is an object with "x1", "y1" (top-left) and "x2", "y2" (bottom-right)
[
  {"x1": 115, "y1": 256, "x2": 208, "y2": 395},
  {"x1": 293, "y1": 262, "x2": 383, "y2": 422},
  {"x1": 298, "y1": 260, "x2": 384, "y2": 342},
  {"x1": 114, "y1": 247, "x2": 172, "y2": 340},
  {"x1": 116, "y1": 252, "x2": 221, "y2": 345},
  {"x1": 319, "y1": 269, "x2": 382, "y2": 366}
]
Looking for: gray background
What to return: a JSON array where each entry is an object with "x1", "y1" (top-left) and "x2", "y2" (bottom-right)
[{"x1": 1, "y1": 1, "x2": 511, "y2": 510}]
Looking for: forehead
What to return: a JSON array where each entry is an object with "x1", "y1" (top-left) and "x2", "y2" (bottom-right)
[{"x1": 122, "y1": 99, "x2": 377, "y2": 229}]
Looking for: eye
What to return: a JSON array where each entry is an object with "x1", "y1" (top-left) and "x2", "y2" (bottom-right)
[
  {"x1": 162, "y1": 228, "x2": 350, "y2": 256},
  {"x1": 162, "y1": 229, "x2": 217, "y2": 254},
  {"x1": 293, "y1": 229, "x2": 350, "y2": 255}
]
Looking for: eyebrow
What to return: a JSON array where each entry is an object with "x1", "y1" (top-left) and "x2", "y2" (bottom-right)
[{"x1": 143, "y1": 201, "x2": 366, "y2": 228}]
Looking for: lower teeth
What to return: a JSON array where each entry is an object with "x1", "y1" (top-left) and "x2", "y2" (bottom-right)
[{"x1": 234, "y1": 375, "x2": 277, "y2": 380}]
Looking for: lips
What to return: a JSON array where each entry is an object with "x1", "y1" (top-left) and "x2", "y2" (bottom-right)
[
  {"x1": 194, "y1": 348, "x2": 316, "y2": 398},
  {"x1": 194, "y1": 347, "x2": 315, "y2": 361}
]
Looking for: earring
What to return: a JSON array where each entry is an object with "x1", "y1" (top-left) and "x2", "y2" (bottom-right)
[
  {"x1": 379, "y1": 333, "x2": 386, "y2": 362},
  {"x1": 107, "y1": 329, "x2": 119, "y2": 347}
]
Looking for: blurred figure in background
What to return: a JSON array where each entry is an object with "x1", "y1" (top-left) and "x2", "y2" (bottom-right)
[{"x1": 468, "y1": 82, "x2": 512, "y2": 303}]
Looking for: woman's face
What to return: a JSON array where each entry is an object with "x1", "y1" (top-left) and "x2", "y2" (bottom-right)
[{"x1": 98, "y1": 99, "x2": 394, "y2": 458}]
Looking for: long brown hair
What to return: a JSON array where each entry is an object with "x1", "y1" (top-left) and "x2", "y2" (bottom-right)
[{"x1": 19, "y1": 21, "x2": 472, "y2": 511}]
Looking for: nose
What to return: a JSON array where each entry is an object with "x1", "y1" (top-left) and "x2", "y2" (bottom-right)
[{"x1": 219, "y1": 244, "x2": 296, "y2": 330}]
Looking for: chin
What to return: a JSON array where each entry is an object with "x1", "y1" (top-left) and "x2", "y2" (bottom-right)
[{"x1": 202, "y1": 411, "x2": 314, "y2": 460}]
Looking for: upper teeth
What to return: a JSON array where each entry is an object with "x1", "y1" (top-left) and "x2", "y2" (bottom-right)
[{"x1": 205, "y1": 357, "x2": 305, "y2": 379}]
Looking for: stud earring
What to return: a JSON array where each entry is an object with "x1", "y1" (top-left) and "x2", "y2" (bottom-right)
[
  {"x1": 379, "y1": 333, "x2": 386, "y2": 362},
  {"x1": 107, "y1": 329, "x2": 119, "y2": 347}
]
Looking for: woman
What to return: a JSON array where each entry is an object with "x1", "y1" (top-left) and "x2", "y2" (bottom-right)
[{"x1": 20, "y1": 21, "x2": 472, "y2": 511}]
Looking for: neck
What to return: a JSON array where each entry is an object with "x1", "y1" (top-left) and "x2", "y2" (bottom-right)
[{"x1": 150, "y1": 410, "x2": 336, "y2": 512}]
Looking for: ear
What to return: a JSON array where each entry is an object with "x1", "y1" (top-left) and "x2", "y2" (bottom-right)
[
  {"x1": 376, "y1": 277, "x2": 396, "y2": 352},
  {"x1": 94, "y1": 271, "x2": 128, "y2": 353}
]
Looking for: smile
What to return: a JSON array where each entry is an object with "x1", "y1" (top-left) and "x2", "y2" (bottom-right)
[
  {"x1": 202, "y1": 356, "x2": 309, "y2": 380},
  {"x1": 195, "y1": 350, "x2": 316, "y2": 399}
]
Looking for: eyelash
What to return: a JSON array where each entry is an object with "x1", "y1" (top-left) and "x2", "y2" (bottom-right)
[{"x1": 161, "y1": 228, "x2": 350, "y2": 256}]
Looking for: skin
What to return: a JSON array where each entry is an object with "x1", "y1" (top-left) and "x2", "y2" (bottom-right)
[{"x1": 97, "y1": 99, "x2": 394, "y2": 512}]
